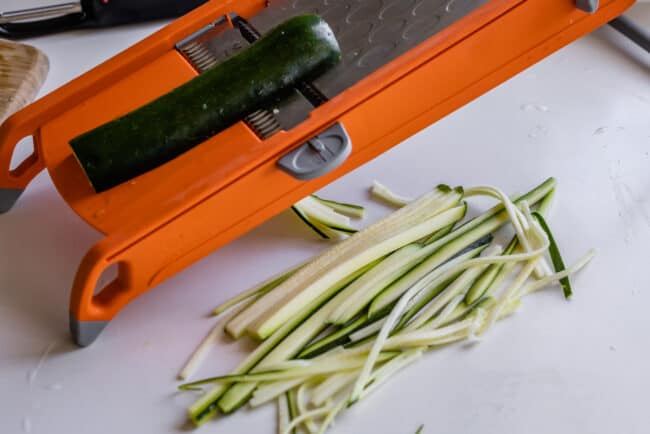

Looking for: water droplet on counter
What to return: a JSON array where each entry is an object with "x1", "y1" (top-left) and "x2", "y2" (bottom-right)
[
  {"x1": 609, "y1": 345, "x2": 617, "y2": 352},
  {"x1": 520, "y1": 103, "x2": 549, "y2": 112},
  {"x1": 445, "y1": 0, "x2": 456, "y2": 12},
  {"x1": 594, "y1": 127, "x2": 608, "y2": 135},
  {"x1": 528, "y1": 125, "x2": 549, "y2": 139}
]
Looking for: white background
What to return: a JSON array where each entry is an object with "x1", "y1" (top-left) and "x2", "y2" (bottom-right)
[{"x1": 1, "y1": 1, "x2": 649, "y2": 434}]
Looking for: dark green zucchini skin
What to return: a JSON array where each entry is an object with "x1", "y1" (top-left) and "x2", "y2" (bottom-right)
[{"x1": 70, "y1": 14, "x2": 341, "y2": 192}]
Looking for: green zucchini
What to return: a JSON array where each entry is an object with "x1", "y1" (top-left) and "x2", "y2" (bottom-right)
[{"x1": 70, "y1": 15, "x2": 341, "y2": 192}]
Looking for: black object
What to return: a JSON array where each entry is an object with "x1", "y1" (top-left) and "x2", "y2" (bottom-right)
[
  {"x1": 0, "y1": 0, "x2": 209, "y2": 39},
  {"x1": 608, "y1": 15, "x2": 650, "y2": 53}
]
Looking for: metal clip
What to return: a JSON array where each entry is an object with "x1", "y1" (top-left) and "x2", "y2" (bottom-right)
[{"x1": 0, "y1": 2, "x2": 85, "y2": 39}]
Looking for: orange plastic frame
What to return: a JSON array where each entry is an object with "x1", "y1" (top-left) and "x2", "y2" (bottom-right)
[{"x1": 0, "y1": 0, "x2": 635, "y2": 345}]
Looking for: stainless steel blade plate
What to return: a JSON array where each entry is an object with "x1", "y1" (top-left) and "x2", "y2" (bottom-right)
[{"x1": 250, "y1": 0, "x2": 491, "y2": 99}]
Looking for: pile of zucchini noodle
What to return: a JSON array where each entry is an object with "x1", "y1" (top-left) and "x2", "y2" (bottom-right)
[{"x1": 177, "y1": 177, "x2": 595, "y2": 434}]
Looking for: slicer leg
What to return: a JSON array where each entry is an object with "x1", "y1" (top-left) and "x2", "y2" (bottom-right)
[
  {"x1": 69, "y1": 313, "x2": 109, "y2": 347},
  {"x1": 0, "y1": 188, "x2": 23, "y2": 213}
]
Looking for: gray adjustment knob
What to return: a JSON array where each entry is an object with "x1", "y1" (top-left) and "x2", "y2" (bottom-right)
[
  {"x1": 278, "y1": 123, "x2": 352, "y2": 181},
  {"x1": 576, "y1": 0, "x2": 598, "y2": 13}
]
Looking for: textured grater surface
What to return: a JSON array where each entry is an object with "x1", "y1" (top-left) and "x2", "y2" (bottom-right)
[
  {"x1": 176, "y1": 0, "x2": 490, "y2": 136},
  {"x1": 250, "y1": 0, "x2": 491, "y2": 98}
]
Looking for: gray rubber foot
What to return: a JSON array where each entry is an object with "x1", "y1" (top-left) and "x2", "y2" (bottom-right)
[
  {"x1": 0, "y1": 188, "x2": 23, "y2": 214},
  {"x1": 576, "y1": 0, "x2": 598, "y2": 13},
  {"x1": 69, "y1": 313, "x2": 108, "y2": 347}
]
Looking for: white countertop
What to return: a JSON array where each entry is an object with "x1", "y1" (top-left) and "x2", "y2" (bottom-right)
[{"x1": 1, "y1": 3, "x2": 649, "y2": 434}]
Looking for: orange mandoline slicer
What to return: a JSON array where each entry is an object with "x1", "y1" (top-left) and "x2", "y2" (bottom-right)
[{"x1": 0, "y1": 0, "x2": 635, "y2": 346}]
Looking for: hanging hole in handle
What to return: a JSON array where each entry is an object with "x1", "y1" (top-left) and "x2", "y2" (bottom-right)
[
  {"x1": 93, "y1": 263, "x2": 119, "y2": 295},
  {"x1": 92, "y1": 262, "x2": 131, "y2": 308},
  {"x1": 9, "y1": 136, "x2": 37, "y2": 177}
]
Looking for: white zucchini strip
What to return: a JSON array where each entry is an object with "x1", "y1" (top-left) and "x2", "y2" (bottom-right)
[
  {"x1": 468, "y1": 258, "x2": 518, "y2": 305},
  {"x1": 520, "y1": 200, "x2": 554, "y2": 277},
  {"x1": 282, "y1": 406, "x2": 334, "y2": 434},
  {"x1": 186, "y1": 352, "x2": 396, "y2": 385},
  {"x1": 315, "y1": 398, "x2": 347, "y2": 434},
  {"x1": 384, "y1": 320, "x2": 473, "y2": 349},
  {"x1": 483, "y1": 259, "x2": 539, "y2": 335},
  {"x1": 425, "y1": 294, "x2": 466, "y2": 330},
  {"x1": 277, "y1": 394, "x2": 291, "y2": 434},
  {"x1": 371, "y1": 180, "x2": 414, "y2": 207},
  {"x1": 517, "y1": 249, "x2": 597, "y2": 297},
  {"x1": 311, "y1": 218, "x2": 345, "y2": 239},
  {"x1": 178, "y1": 321, "x2": 222, "y2": 381},
  {"x1": 349, "y1": 319, "x2": 387, "y2": 342},
  {"x1": 400, "y1": 244, "x2": 490, "y2": 325},
  {"x1": 262, "y1": 360, "x2": 313, "y2": 371},
  {"x1": 230, "y1": 186, "x2": 461, "y2": 339},
  {"x1": 310, "y1": 372, "x2": 357, "y2": 407},
  {"x1": 357, "y1": 349, "x2": 423, "y2": 401},
  {"x1": 251, "y1": 378, "x2": 304, "y2": 408},
  {"x1": 327, "y1": 243, "x2": 424, "y2": 325},
  {"x1": 251, "y1": 203, "x2": 466, "y2": 339},
  {"x1": 297, "y1": 383, "x2": 319, "y2": 434},
  {"x1": 500, "y1": 297, "x2": 522, "y2": 319},
  {"x1": 311, "y1": 195, "x2": 366, "y2": 219},
  {"x1": 296, "y1": 196, "x2": 352, "y2": 226},
  {"x1": 296, "y1": 196, "x2": 355, "y2": 231},
  {"x1": 405, "y1": 245, "x2": 502, "y2": 331},
  {"x1": 465, "y1": 186, "x2": 552, "y2": 279},
  {"x1": 215, "y1": 259, "x2": 307, "y2": 317},
  {"x1": 179, "y1": 299, "x2": 254, "y2": 381}
]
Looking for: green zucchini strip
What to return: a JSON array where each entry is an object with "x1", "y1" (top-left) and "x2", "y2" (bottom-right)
[{"x1": 532, "y1": 211, "x2": 572, "y2": 298}]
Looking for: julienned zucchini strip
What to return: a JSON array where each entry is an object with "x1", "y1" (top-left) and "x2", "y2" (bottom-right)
[
  {"x1": 231, "y1": 185, "x2": 465, "y2": 341},
  {"x1": 291, "y1": 205, "x2": 331, "y2": 239},
  {"x1": 181, "y1": 177, "x2": 594, "y2": 433},
  {"x1": 292, "y1": 194, "x2": 366, "y2": 240},
  {"x1": 189, "y1": 260, "x2": 381, "y2": 424},
  {"x1": 366, "y1": 179, "x2": 556, "y2": 317},
  {"x1": 532, "y1": 211, "x2": 572, "y2": 298},
  {"x1": 311, "y1": 195, "x2": 366, "y2": 219},
  {"x1": 213, "y1": 181, "x2": 554, "y2": 413}
]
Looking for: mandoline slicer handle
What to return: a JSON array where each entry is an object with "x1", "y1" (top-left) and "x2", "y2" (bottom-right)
[
  {"x1": 0, "y1": 110, "x2": 47, "y2": 213},
  {"x1": 68, "y1": 122, "x2": 355, "y2": 347}
]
